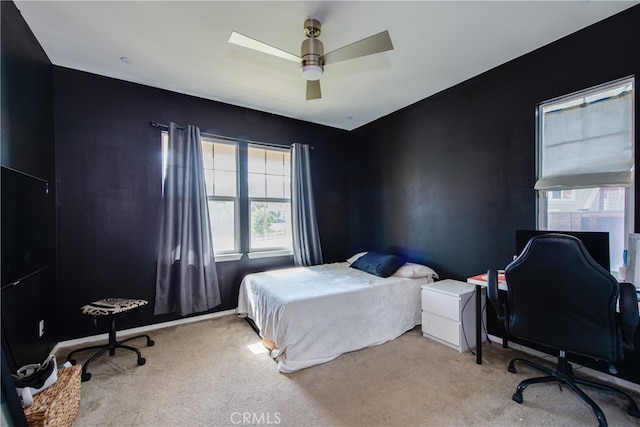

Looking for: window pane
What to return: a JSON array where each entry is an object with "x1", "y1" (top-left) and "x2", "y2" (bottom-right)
[
  {"x1": 204, "y1": 170, "x2": 215, "y2": 196},
  {"x1": 284, "y1": 176, "x2": 291, "y2": 199},
  {"x1": 266, "y1": 175, "x2": 285, "y2": 198},
  {"x1": 266, "y1": 150, "x2": 284, "y2": 175},
  {"x1": 214, "y1": 171, "x2": 237, "y2": 197},
  {"x1": 201, "y1": 140, "x2": 238, "y2": 197},
  {"x1": 248, "y1": 172, "x2": 265, "y2": 197},
  {"x1": 209, "y1": 200, "x2": 236, "y2": 253},
  {"x1": 283, "y1": 152, "x2": 291, "y2": 176},
  {"x1": 545, "y1": 187, "x2": 625, "y2": 270},
  {"x1": 202, "y1": 142, "x2": 214, "y2": 169},
  {"x1": 205, "y1": 170, "x2": 238, "y2": 197},
  {"x1": 250, "y1": 201, "x2": 292, "y2": 250},
  {"x1": 248, "y1": 147, "x2": 265, "y2": 173},
  {"x1": 214, "y1": 143, "x2": 236, "y2": 171}
]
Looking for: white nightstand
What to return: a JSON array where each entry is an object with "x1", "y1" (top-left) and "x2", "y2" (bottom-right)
[{"x1": 421, "y1": 279, "x2": 481, "y2": 353}]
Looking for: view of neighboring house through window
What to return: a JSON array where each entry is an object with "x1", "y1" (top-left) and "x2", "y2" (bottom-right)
[
  {"x1": 162, "y1": 132, "x2": 292, "y2": 259},
  {"x1": 536, "y1": 77, "x2": 634, "y2": 272}
]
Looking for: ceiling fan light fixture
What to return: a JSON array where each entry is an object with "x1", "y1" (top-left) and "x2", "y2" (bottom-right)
[
  {"x1": 300, "y1": 30, "x2": 324, "y2": 81},
  {"x1": 301, "y1": 64, "x2": 323, "y2": 80},
  {"x1": 228, "y1": 17, "x2": 393, "y2": 100}
]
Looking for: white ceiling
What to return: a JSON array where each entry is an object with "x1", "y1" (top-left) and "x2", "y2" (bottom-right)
[{"x1": 14, "y1": 1, "x2": 638, "y2": 131}]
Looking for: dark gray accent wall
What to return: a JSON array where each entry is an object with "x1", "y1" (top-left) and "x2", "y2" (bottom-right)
[
  {"x1": 350, "y1": 6, "x2": 640, "y2": 278},
  {"x1": 349, "y1": 6, "x2": 640, "y2": 382},
  {"x1": 1, "y1": 1, "x2": 56, "y2": 372},
  {"x1": 53, "y1": 68, "x2": 350, "y2": 340}
]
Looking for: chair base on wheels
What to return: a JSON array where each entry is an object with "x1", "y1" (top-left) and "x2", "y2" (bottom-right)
[
  {"x1": 66, "y1": 298, "x2": 154, "y2": 382},
  {"x1": 508, "y1": 352, "x2": 640, "y2": 427}
]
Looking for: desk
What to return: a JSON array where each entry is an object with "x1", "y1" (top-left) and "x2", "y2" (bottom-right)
[{"x1": 467, "y1": 272, "x2": 507, "y2": 364}]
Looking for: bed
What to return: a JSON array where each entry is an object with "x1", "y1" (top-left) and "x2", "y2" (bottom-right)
[{"x1": 237, "y1": 252, "x2": 438, "y2": 373}]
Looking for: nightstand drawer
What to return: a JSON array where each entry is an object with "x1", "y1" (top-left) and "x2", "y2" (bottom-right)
[
  {"x1": 422, "y1": 312, "x2": 460, "y2": 347},
  {"x1": 421, "y1": 290, "x2": 460, "y2": 321}
]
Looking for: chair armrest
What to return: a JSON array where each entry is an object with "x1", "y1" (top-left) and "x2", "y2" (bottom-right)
[
  {"x1": 487, "y1": 269, "x2": 504, "y2": 321},
  {"x1": 619, "y1": 282, "x2": 639, "y2": 351}
]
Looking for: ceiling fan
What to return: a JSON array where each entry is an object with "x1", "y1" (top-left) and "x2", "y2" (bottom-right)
[{"x1": 228, "y1": 19, "x2": 394, "y2": 100}]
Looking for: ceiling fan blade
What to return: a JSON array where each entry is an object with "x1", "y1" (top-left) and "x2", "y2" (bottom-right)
[
  {"x1": 228, "y1": 31, "x2": 300, "y2": 63},
  {"x1": 323, "y1": 30, "x2": 393, "y2": 65},
  {"x1": 306, "y1": 80, "x2": 322, "y2": 100}
]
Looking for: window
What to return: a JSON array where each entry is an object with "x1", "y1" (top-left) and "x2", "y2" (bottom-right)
[
  {"x1": 202, "y1": 139, "x2": 239, "y2": 254},
  {"x1": 248, "y1": 145, "x2": 292, "y2": 253},
  {"x1": 162, "y1": 132, "x2": 292, "y2": 260},
  {"x1": 536, "y1": 77, "x2": 634, "y2": 272}
]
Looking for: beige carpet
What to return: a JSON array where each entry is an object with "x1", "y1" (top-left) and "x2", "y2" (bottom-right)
[{"x1": 57, "y1": 315, "x2": 640, "y2": 427}]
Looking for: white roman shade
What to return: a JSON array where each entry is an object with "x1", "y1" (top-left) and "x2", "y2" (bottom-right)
[{"x1": 535, "y1": 83, "x2": 634, "y2": 191}]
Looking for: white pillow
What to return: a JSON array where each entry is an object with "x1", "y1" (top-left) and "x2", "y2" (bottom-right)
[
  {"x1": 393, "y1": 262, "x2": 439, "y2": 279},
  {"x1": 346, "y1": 252, "x2": 367, "y2": 265}
]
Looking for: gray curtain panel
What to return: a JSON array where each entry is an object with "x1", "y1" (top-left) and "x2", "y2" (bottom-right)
[
  {"x1": 155, "y1": 123, "x2": 221, "y2": 316},
  {"x1": 291, "y1": 143, "x2": 323, "y2": 266}
]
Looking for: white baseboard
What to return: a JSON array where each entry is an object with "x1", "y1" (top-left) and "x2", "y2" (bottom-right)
[
  {"x1": 486, "y1": 334, "x2": 640, "y2": 394},
  {"x1": 51, "y1": 308, "x2": 237, "y2": 355}
]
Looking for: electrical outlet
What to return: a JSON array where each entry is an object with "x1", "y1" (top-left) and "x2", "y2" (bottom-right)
[{"x1": 38, "y1": 320, "x2": 45, "y2": 337}]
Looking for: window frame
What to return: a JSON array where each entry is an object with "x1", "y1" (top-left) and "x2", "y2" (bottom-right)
[
  {"x1": 201, "y1": 136, "x2": 241, "y2": 259},
  {"x1": 536, "y1": 77, "x2": 635, "y2": 273},
  {"x1": 246, "y1": 144, "x2": 293, "y2": 257}
]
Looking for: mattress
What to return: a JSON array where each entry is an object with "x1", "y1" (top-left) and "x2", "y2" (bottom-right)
[{"x1": 237, "y1": 262, "x2": 434, "y2": 372}]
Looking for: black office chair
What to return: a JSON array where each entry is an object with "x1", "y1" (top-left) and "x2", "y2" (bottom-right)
[{"x1": 487, "y1": 233, "x2": 640, "y2": 427}]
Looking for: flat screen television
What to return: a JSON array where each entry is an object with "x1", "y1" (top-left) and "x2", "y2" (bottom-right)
[
  {"x1": 515, "y1": 229, "x2": 610, "y2": 272},
  {"x1": 1, "y1": 166, "x2": 49, "y2": 289}
]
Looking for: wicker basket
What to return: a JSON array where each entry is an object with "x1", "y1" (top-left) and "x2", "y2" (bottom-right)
[{"x1": 23, "y1": 365, "x2": 81, "y2": 427}]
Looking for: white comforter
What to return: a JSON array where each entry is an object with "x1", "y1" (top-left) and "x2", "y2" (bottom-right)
[{"x1": 237, "y1": 262, "x2": 432, "y2": 373}]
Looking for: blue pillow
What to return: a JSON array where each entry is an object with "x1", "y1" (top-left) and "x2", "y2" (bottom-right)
[{"x1": 350, "y1": 251, "x2": 405, "y2": 278}]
